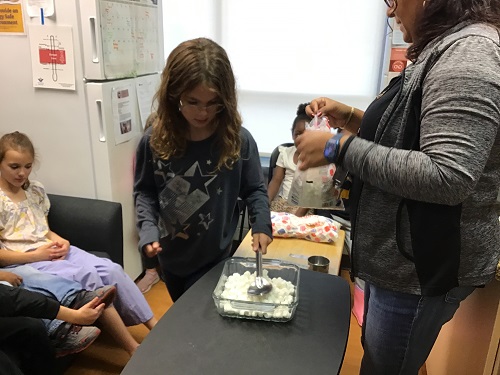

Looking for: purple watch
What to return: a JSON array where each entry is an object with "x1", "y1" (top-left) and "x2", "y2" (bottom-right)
[{"x1": 324, "y1": 133, "x2": 343, "y2": 163}]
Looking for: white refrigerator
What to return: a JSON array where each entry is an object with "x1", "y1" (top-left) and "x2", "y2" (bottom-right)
[{"x1": 0, "y1": 0, "x2": 163, "y2": 279}]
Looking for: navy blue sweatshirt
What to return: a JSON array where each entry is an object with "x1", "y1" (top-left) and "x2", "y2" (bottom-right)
[{"x1": 134, "y1": 127, "x2": 272, "y2": 277}]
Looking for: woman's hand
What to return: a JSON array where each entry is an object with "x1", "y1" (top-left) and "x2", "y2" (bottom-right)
[
  {"x1": 251, "y1": 233, "x2": 273, "y2": 255},
  {"x1": 0, "y1": 270, "x2": 23, "y2": 287},
  {"x1": 295, "y1": 130, "x2": 335, "y2": 170},
  {"x1": 143, "y1": 242, "x2": 162, "y2": 257},
  {"x1": 307, "y1": 97, "x2": 353, "y2": 129}
]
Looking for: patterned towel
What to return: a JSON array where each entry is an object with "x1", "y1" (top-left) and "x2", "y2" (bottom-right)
[{"x1": 271, "y1": 211, "x2": 340, "y2": 243}]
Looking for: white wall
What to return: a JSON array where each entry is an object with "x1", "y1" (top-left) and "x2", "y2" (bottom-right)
[
  {"x1": 0, "y1": 1, "x2": 161, "y2": 279},
  {"x1": 163, "y1": 0, "x2": 389, "y2": 154},
  {"x1": 237, "y1": 91, "x2": 375, "y2": 155},
  {"x1": 0, "y1": 2, "x2": 97, "y2": 198}
]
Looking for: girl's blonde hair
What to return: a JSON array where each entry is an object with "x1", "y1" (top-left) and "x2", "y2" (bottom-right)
[
  {"x1": 0, "y1": 131, "x2": 35, "y2": 190},
  {"x1": 151, "y1": 38, "x2": 242, "y2": 171}
]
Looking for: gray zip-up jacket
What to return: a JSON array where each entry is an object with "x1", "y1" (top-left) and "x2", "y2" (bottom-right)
[{"x1": 344, "y1": 23, "x2": 500, "y2": 295}]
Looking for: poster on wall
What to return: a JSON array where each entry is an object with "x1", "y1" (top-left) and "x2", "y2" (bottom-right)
[
  {"x1": 135, "y1": 73, "x2": 160, "y2": 130},
  {"x1": 389, "y1": 47, "x2": 408, "y2": 73},
  {"x1": 28, "y1": 24, "x2": 76, "y2": 90},
  {"x1": 387, "y1": 47, "x2": 409, "y2": 82},
  {"x1": 98, "y1": 0, "x2": 161, "y2": 78},
  {"x1": 112, "y1": 85, "x2": 139, "y2": 145},
  {"x1": 26, "y1": 0, "x2": 54, "y2": 18},
  {"x1": 0, "y1": 0, "x2": 25, "y2": 35}
]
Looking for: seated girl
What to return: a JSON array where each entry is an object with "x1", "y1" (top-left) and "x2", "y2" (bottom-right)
[
  {"x1": 267, "y1": 103, "x2": 312, "y2": 217},
  {"x1": 0, "y1": 131, "x2": 157, "y2": 337}
]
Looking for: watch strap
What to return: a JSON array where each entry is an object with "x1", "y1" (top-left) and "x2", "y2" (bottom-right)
[{"x1": 337, "y1": 135, "x2": 355, "y2": 166}]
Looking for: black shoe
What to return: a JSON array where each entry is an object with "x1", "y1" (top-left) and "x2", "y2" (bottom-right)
[{"x1": 70, "y1": 285, "x2": 116, "y2": 310}]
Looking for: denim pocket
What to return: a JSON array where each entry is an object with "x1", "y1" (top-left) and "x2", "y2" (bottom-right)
[{"x1": 444, "y1": 286, "x2": 475, "y2": 304}]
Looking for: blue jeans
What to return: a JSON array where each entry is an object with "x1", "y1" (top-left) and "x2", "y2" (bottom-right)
[
  {"x1": 360, "y1": 282, "x2": 475, "y2": 375},
  {"x1": 2, "y1": 266, "x2": 82, "y2": 336}
]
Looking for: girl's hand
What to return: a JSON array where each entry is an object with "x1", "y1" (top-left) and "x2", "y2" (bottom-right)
[
  {"x1": 32, "y1": 242, "x2": 63, "y2": 261},
  {"x1": 251, "y1": 233, "x2": 272, "y2": 255},
  {"x1": 0, "y1": 270, "x2": 23, "y2": 287},
  {"x1": 46, "y1": 231, "x2": 70, "y2": 259},
  {"x1": 47, "y1": 242, "x2": 69, "y2": 261},
  {"x1": 143, "y1": 242, "x2": 162, "y2": 257},
  {"x1": 307, "y1": 97, "x2": 353, "y2": 129},
  {"x1": 57, "y1": 239, "x2": 70, "y2": 259}
]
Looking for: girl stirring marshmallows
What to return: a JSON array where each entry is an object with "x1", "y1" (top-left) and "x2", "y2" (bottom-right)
[
  {"x1": 0, "y1": 132, "x2": 157, "y2": 344},
  {"x1": 134, "y1": 38, "x2": 272, "y2": 302}
]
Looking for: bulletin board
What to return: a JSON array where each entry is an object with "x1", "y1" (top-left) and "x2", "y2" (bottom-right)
[{"x1": 98, "y1": 0, "x2": 160, "y2": 79}]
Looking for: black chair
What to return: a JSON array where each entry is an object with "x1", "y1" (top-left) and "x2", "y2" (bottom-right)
[
  {"x1": 47, "y1": 194, "x2": 124, "y2": 266},
  {"x1": 46, "y1": 193, "x2": 124, "y2": 374},
  {"x1": 231, "y1": 198, "x2": 248, "y2": 255},
  {"x1": 268, "y1": 142, "x2": 293, "y2": 183}
]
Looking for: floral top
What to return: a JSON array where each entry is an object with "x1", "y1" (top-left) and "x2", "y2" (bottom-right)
[{"x1": 0, "y1": 181, "x2": 51, "y2": 252}]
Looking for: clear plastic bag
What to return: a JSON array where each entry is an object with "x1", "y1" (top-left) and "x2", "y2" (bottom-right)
[{"x1": 287, "y1": 116, "x2": 338, "y2": 209}]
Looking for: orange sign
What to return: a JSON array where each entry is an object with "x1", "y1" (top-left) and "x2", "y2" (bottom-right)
[
  {"x1": 389, "y1": 47, "x2": 408, "y2": 73},
  {"x1": 0, "y1": 2, "x2": 24, "y2": 34}
]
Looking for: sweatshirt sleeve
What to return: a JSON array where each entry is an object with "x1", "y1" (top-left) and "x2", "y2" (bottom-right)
[
  {"x1": 343, "y1": 34, "x2": 500, "y2": 205},
  {"x1": 133, "y1": 130, "x2": 161, "y2": 251},
  {"x1": 239, "y1": 128, "x2": 273, "y2": 238},
  {"x1": 0, "y1": 284, "x2": 60, "y2": 319}
]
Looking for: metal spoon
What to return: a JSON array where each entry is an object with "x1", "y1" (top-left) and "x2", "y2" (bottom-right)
[{"x1": 247, "y1": 248, "x2": 273, "y2": 296}]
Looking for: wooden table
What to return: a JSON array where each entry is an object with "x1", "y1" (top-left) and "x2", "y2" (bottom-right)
[
  {"x1": 233, "y1": 229, "x2": 345, "y2": 275},
  {"x1": 121, "y1": 260, "x2": 351, "y2": 375}
]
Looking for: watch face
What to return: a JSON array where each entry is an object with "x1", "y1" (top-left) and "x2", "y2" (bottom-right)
[{"x1": 324, "y1": 134, "x2": 342, "y2": 163}]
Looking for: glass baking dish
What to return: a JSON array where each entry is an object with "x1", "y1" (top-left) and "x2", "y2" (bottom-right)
[{"x1": 212, "y1": 257, "x2": 300, "y2": 322}]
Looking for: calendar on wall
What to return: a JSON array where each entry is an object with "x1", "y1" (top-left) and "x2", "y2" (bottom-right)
[{"x1": 98, "y1": 0, "x2": 161, "y2": 79}]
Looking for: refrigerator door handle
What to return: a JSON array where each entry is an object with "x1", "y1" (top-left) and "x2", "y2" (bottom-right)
[
  {"x1": 95, "y1": 100, "x2": 106, "y2": 142},
  {"x1": 90, "y1": 17, "x2": 99, "y2": 63}
]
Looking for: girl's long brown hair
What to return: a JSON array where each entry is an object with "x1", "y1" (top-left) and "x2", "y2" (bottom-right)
[
  {"x1": 407, "y1": 0, "x2": 500, "y2": 61},
  {"x1": 151, "y1": 38, "x2": 242, "y2": 171}
]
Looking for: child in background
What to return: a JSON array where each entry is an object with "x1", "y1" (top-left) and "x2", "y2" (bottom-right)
[
  {"x1": 0, "y1": 283, "x2": 106, "y2": 375},
  {"x1": 267, "y1": 103, "x2": 312, "y2": 217},
  {"x1": 134, "y1": 38, "x2": 272, "y2": 302},
  {"x1": 0, "y1": 265, "x2": 140, "y2": 356},
  {"x1": 135, "y1": 112, "x2": 161, "y2": 294},
  {"x1": 0, "y1": 132, "x2": 157, "y2": 336}
]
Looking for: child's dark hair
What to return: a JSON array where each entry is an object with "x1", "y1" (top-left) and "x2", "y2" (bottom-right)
[
  {"x1": 0, "y1": 131, "x2": 35, "y2": 190},
  {"x1": 292, "y1": 102, "x2": 310, "y2": 132}
]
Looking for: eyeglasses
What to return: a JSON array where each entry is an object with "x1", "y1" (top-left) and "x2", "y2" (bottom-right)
[
  {"x1": 179, "y1": 100, "x2": 224, "y2": 114},
  {"x1": 384, "y1": 0, "x2": 395, "y2": 7}
]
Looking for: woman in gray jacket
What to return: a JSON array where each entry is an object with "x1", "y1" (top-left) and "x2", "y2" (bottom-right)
[{"x1": 296, "y1": 1, "x2": 500, "y2": 374}]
